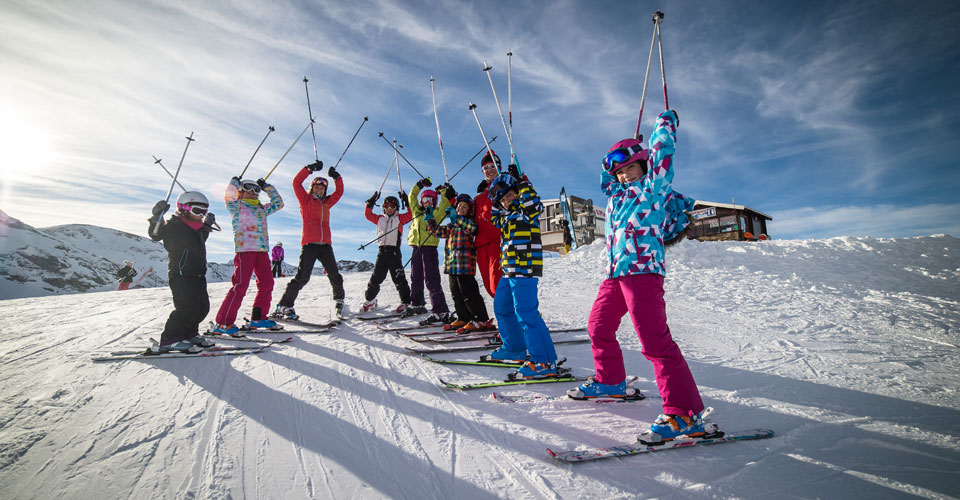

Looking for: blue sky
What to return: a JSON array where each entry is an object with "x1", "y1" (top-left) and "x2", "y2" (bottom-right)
[{"x1": 1, "y1": 0, "x2": 958, "y2": 264}]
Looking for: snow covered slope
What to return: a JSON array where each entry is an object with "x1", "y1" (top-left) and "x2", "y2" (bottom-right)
[
  {"x1": 0, "y1": 235, "x2": 957, "y2": 499},
  {"x1": 0, "y1": 211, "x2": 370, "y2": 299}
]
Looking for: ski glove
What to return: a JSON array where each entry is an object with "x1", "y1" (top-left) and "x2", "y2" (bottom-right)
[
  {"x1": 327, "y1": 166, "x2": 340, "y2": 179},
  {"x1": 366, "y1": 191, "x2": 380, "y2": 208},
  {"x1": 305, "y1": 160, "x2": 324, "y2": 172},
  {"x1": 152, "y1": 200, "x2": 170, "y2": 218},
  {"x1": 416, "y1": 177, "x2": 432, "y2": 188},
  {"x1": 476, "y1": 179, "x2": 489, "y2": 194},
  {"x1": 203, "y1": 212, "x2": 216, "y2": 227},
  {"x1": 507, "y1": 163, "x2": 521, "y2": 180},
  {"x1": 398, "y1": 190, "x2": 408, "y2": 209},
  {"x1": 257, "y1": 178, "x2": 268, "y2": 189},
  {"x1": 441, "y1": 183, "x2": 457, "y2": 200},
  {"x1": 445, "y1": 206, "x2": 458, "y2": 221}
]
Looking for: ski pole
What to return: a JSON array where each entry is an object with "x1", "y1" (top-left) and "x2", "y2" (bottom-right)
[
  {"x1": 429, "y1": 76, "x2": 450, "y2": 183},
  {"x1": 332, "y1": 116, "x2": 369, "y2": 169},
  {"x1": 154, "y1": 132, "x2": 195, "y2": 233},
  {"x1": 634, "y1": 12, "x2": 660, "y2": 141},
  {"x1": 303, "y1": 77, "x2": 320, "y2": 162},
  {"x1": 447, "y1": 136, "x2": 497, "y2": 183},
  {"x1": 151, "y1": 155, "x2": 187, "y2": 192},
  {"x1": 358, "y1": 209, "x2": 431, "y2": 250},
  {"x1": 468, "y1": 103, "x2": 512, "y2": 175},
  {"x1": 263, "y1": 117, "x2": 314, "y2": 181},
  {"x1": 377, "y1": 132, "x2": 427, "y2": 179},
  {"x1": 482, "y1": 60, "x2": 517, "y2": 166},
  {"x1": 239, "y1": 126, "x2": 275, "y2": 178},
  {"x1": 506, "y1": 50, "x2": 513, "y2": 144},
  {"x1": 654, "y1": 10, "x2": 668, "y2": 110},
  {"x1": 377, "y1": 155, "x2": 397, "y2": 193}
]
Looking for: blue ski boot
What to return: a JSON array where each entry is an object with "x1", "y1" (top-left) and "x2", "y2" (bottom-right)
[
  {"x1": 514, "y1": 361, "x2": 559, "y2": 380},
  {"x1": 638, "y1": 407, "x2": 718, "y2": 445},
  {"x1": 211, "y1": 323, "x2": 240, "y2": 336},
  {"x1": 486, "y1": 346, "x2": 526, "y2": 364},
  {"x1": 246, "y1": 318, "x2": 282, "y2": 330}
]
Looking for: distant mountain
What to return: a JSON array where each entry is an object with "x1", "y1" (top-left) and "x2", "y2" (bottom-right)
[{"x1": 0, "y1": 210, "x2": 372, "y2": 299}]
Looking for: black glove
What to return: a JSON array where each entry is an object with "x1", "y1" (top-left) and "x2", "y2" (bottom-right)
[
  {"x1": 231, "y1": 176, "x2": 241, "y2": 184},
  {"x1": 416, "y1": 177, "x2": 432, "y2": 188},
  {"x1": 366, "y1": 191, "x2": 380, "y2": 208},
  {"x1": 477, "y1": 179, "x2": 489, "y2": 194},
  {"x1": 441, "y1": 183, "x2": 457, "y2": 200},
  {"x1": 257, "y1": 178, "x2": 267, "y2": 189},
  {"x1": 305, "y1": 160, "x2": 323, "y2": 172},
  {"x1": 203, "y1": 212, "x2": 216, "y2": 227},
  {"x1": 327, "y1": 166, "x2": 340, "y2": 179},
  {"x1": 152, "y1": 200, "x2": 170, "y2": 218},
  {"x1": 398, "y1": 190, "x2": 408, "y2": 209},
  {"x1": 507, "y1": 163, "x2": 521, "y2": 179}
]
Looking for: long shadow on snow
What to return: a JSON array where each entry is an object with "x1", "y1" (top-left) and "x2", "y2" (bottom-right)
[
  {"x1": 165, "y1": 351, "x2": 500, "y2": 500},
  {"x1": 683, "y1": 360, "x2": 960, "y2": 499},
  {"x1": 273, "y1": 334, "x2": 633, "y2": 460}
]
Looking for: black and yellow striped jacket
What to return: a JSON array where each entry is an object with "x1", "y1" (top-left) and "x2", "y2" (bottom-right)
[{"x1": 491, "y1": 182, "x2": 543, "y2": 277}]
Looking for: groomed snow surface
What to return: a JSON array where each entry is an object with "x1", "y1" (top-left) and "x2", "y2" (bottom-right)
[{"x1": 1, "y1": 235, "x2": 958, "y2": 499}]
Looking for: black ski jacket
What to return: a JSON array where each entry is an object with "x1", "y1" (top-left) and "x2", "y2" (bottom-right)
[{"x1": 148, "y1": 215, "x2": 210, "y2": 279}]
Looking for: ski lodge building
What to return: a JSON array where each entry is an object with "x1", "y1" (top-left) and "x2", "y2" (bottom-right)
[
  {"x1": 540, "y1": 195, "x2": 603, "y2": 254},
  {"x1": 538, "y1": 196, "x2": 772, "y2": 252},
  {"x1": 685, "y1": 201, "x2": 773, "y2": 242}
]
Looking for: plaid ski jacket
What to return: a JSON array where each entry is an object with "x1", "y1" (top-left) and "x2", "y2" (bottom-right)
[{"x1": 437, "y1": 213, "x2": 478, "y2": 275}]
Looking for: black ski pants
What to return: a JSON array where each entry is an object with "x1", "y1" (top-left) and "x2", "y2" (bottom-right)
[
  {"x1": 272, "y1": 260, "x2": 283, "y2": 278},
  {"x1": 449, "y1": 274, "x2": 489, "y2": 322},
  {"x1": 160, "y1": 275, "x2": 209, "y2": 345},
  {"x1": 364, "y1": 246, "x2": 411, "y2": 303},
  {"x1": 279, "y1": 243, "x2": 344, "y2": 307}
]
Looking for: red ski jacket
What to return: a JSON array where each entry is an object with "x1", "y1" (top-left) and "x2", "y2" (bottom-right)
[{"x1": 293, "y1": 167, "x2": 343, "y2": 246}]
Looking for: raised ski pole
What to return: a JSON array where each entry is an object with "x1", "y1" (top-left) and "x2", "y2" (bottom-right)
[
  {"x1": 468, "y1": 102, "x2": 515, "y2": 175},
  {"x1": 332, "y1": 116, "x2": 369, "y2": 169},
  {"x1": 654, "y1": 10, "x2": 669, "y2": 110},
  {"x1": 482, "y1": 60, "x2": 517, "y2": 166},
  {"x1": 377, "y1": 155, "x2": 397, "y2": 193},
  {"x1": 303, "y1": 77, "x2": 320, "y2": 162},
  {"x1": 506, "y1": 50, "x2": 514, "y2": 144},
  {"x1": 377, "y1": 132, "x2": 427, "y2": 179},
  {"x1": 153, "y1": 132, "x2": 195, "y2": 233},
  {"x1": 634, "y1": 11, "x2": 660, "y2": 141},
  {"x1": 238, "y1": 126, "x2": 275, "y2": 178},
  {"x1": 429, "y1": 76, "x2": 450, "y2": 183},
  {"x1": 263, "y1": 117, "x2": 314, "y2": 181},
  {"x1": 151, "y1": 155, "x2": 187, "y2": 192},
  {"x1": 448, "y1": 136, "x2": 497, "y2": 182}
]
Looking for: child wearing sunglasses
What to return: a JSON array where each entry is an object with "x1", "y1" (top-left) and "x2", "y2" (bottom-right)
[
  {"x1": 146, "y1": 191, "x2": 217, "y2": 353},
  {"x1": 485, "y1": 168, "x2": 560, "y2": 379},
  {"x1": 569, "y1": 110, "x2": 713, "y2": 445},
  {"x1": 360, "y1": 192, "x2": 413, "y2": 314},
  {"x1": 211, "y1": 177, "x2": 284, "y2": 334}
]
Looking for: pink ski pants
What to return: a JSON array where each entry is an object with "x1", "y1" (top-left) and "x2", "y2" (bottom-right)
[
  {"x1": 587, "y1": 273, "x2": 704, "y2": 417},
  {"x1": 215, "y1": 251, "x2": 274, "y2": 325}
]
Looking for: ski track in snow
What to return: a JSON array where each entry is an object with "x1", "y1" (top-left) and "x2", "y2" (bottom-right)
[{"x1": 1, "y1": 235, "x2": 959, "y2": 499}]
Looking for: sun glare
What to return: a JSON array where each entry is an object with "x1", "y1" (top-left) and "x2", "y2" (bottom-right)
[{"x1": 0, "y1": 108, "x2": 56, "y2": 182}]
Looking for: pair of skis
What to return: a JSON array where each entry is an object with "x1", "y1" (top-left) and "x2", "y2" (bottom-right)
[{"x1": 92, "y1": 341, "x2": 277, "y2": 361}]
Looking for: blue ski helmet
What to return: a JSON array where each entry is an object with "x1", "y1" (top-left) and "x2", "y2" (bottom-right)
[{"x1": 487, "y1": 174, "x2": 518, "y2": 205}]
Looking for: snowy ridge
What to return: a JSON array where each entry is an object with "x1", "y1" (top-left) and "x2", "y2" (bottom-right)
[
  {"x1": 0, "y1": 211, "x2": 372, "y2": 299},
  {"x1": 0, "y1": 235, "x2": 957, "y2": 499}
]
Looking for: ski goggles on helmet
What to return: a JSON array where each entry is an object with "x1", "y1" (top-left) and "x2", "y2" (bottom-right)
[
  {"x1": 602, "y1": 144, "x2": 647, "y2": 173},
  {"x1": 311, "y1": 177, "x2": 328, "y2": 188},
  {"x1": 240, "y1": 181, "x2": 261, "y2": 194},
  {"x1": 179, "y1": 203, "x2": 209, "y2": 216}
]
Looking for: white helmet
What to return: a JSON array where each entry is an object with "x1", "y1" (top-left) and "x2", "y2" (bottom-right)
[{"x1": 177, "y1": 191, "x2": 209, "y2": 213}]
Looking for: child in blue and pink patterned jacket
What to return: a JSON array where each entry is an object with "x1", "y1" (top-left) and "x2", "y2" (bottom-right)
[
  {"x1": 569, "y1": 110, "x2": 714, "y2": 444},
  {"x1": 212, "y1": 177, "x2": 284, "y2": 334}
]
